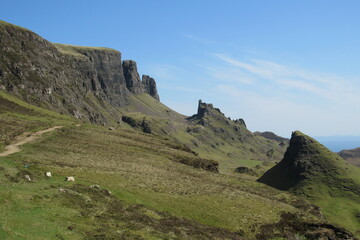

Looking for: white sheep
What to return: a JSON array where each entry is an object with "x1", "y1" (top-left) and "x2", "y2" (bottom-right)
[
  {"x1": 65, "y1": 176, "x2": 75, "y2": 182},
  {"x1": 25, "y1": 175, "x2": 32, "y2": 181},
  {"x1": 45, "y1": 172, "x2": 52, "y2": 177}
]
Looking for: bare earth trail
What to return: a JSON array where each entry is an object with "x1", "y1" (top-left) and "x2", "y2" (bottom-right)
[{"x1": 0, "y1": 126, "x2": 62, "y2": 157}]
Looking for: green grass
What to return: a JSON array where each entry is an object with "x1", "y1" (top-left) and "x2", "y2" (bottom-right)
[
  {"x1": 53, "y1": 43, "x2": 119, "y2": 58},
  {"x1": 0, "y1": 90, "x2": 74, "y2": 145},
  {"x1": 258, "y1": 131, "x2": 360, "y2": 237},
  {"x1": 0, "y1": 93, "x2": 353, "y2": 239},
  {"x1": 0, "y1": 122, "x2": 321, "y2": 239},
  {"x1": 119, "y1": 96, "x2": 286, "y2": 175}
]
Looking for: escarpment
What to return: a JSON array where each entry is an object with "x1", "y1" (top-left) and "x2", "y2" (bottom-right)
[{"x1": 0, "y1": 21, "x2": 159, "y2": 124}]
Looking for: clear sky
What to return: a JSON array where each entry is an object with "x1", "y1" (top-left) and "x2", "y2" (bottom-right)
[{"x1": 2, "y1": 0, "x2": 360, "y2": 137}]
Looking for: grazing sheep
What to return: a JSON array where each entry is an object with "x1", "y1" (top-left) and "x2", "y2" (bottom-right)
[
  {"x1": 65, "y1": 176, "x2": 75, "y2": 182},
  {"x1": 90, "y1": 185, "x2": 100, "y2": 189},
  {"x1": 45, "y1": 172, "x2": 52, "y2": 177},
  {"x1": 25, "y1": 175, "x2": 32, "y2": 181}
]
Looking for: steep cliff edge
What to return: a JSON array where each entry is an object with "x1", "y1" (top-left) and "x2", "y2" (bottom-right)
[{"x1": 0, "y1": 20, "x2": 159, "y2": 124}]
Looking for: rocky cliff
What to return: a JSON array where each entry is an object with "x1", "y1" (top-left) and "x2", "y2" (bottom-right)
[
  {"x1": 142, "y1": 75, "x2": 159, "y2": 101},
  {"x1": 0, "y1": 21, "x2": 159, "y2": 124}
]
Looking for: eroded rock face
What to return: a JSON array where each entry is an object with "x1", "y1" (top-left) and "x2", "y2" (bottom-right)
[
  {"x1": 75, "y1": 49, "x2": 129, "y2": 107},
  {"x1": 0, "y1": 21, "x2": 160, "y2": 123},
  {"x1": 122, "y1": 60, "x2": 144, "y2": 94},
  {"x1": 142, "y1": 75, "x2": 159, "y2": 100}
]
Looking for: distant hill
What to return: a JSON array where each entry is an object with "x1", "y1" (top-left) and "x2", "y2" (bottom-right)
[
  {"x1": 339, "y1": 147, "x2": 360, "y2": 167},
  {"x1": 258, "y1": 131, "x2": 360, "y2": 236},
  {"x1": 254, "y1": 131, "x2": 289, "y2": 144}
]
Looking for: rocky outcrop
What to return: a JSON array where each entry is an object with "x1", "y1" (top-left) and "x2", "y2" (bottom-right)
[
  {"x1": 122, "y1": 60, "x2": 143, "y2": 94},
  {"x1": 195, "y1": 100, "x2": 223, "y2": 118},
  {"x1": 122, "y1": 61, "x2": 160, "y2": 100},
  {"x1": 142, "y1": 75, "x2": 159, "y2": 100},
  {"x1": 0, "y1": 21, "x2": 160, "y2": 123}
]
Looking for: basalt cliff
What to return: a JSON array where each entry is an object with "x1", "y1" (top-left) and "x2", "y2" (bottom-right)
[{"x1": 0, "y1": 21, "x2": 159, "y2": 124}]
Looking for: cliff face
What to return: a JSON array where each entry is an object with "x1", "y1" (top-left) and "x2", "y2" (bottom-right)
[
  {"x1": 142, "y1": 75, "x2": 159, "y2": 101},
  {"x1": 122, "y1": 60, "x2": 160, "y2": 100},
  {"x1": 0, "y1": 21, "x2": 159, "y2": 123}
]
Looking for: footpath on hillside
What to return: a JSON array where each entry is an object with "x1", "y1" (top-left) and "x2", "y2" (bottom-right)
[{"x1": 0, "y1": 126, "x2": 62, "y2": 157}]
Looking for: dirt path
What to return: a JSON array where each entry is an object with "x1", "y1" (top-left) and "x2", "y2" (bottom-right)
[{"x1": 0, "y1": 126, "x2": 62, "y2": 157}]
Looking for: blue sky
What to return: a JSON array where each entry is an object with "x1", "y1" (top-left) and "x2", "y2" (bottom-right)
[{"x1": 2, "y1": 0, "x2": 360, "y2": 137}]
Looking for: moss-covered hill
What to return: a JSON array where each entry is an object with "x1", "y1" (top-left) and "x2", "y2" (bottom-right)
[{"x1": 258, "y1": 131, "x2": 360, "y2": 236}]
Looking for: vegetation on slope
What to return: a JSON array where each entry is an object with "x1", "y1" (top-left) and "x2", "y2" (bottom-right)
[
  {"x1": 0, "y1": 92, "x2": 333, "y2": 239},
  {"x1": 258, "y1": 131, "x2": 360, "y2": 237},
  {"x1": 53, "y1": 43, "x2": 119, "y2": 58},
  {"x1": 119, "y1": 97, "x2": 288, "y2": 175}
]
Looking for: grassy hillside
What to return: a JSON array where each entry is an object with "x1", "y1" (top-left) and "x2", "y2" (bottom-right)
[
  {"x1": 0, "y1": 91, "x2": 334, "y2": 239},
  {"x1": 258, "y1": 131, "x2": 360, "y2": 237},
  {"x1": 119, "y1": 97, "x2": 287, "y2": 175}
]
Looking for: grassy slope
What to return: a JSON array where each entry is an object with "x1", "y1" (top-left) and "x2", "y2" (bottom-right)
[
  {"x1": 53, "y1": 43, "x2": 119, "y2": 58},
  {"x1": 0, "y1": 93, "x2": 323, "y2": 239},
  {"x1": 259, "y1": 131, "x2": 360, "y2": 237},
  {"x1": 293, "y1": 132, "x2": 360, "y2": 237},
  {"x1": 119, "y1": 95, "x2": 286, "y2": 175},
  {"x1": 0, "y1": 90, "x2": 74, "y2": 144}
]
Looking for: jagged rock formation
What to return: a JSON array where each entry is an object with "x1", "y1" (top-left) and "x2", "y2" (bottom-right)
[
  {"x1": 142, "y1": 75, "x2": 159, "y2": 101},
  {"x1": 339, "y1": 147, "x2": 360, "y2": 167},
  {"x1": 122, "y1": 60, "x2": 143, "y2": 94},
  {"x1": 122, "y1": 61, "x2": 159, "y2": 100},
  {"x1": 0, "y1": 21, "x2": 159, "y2": 124},
  {"x1": 184, "y1": 100, "x2": 287, "y2": 166}
]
